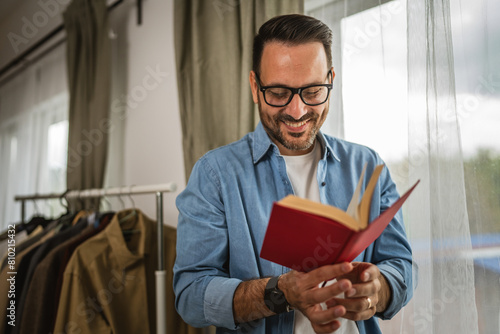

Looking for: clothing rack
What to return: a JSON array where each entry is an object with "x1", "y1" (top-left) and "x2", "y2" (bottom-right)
[{"x1": 14, "y1": 183, "x2": 176, "y2": 334}]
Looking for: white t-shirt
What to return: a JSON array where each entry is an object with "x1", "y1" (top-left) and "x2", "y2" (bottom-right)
[{"x1": 282, "y1": 140, "x2": 359, "y2": 334}]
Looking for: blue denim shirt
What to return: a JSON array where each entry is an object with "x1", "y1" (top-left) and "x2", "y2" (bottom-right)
[{"x1": 174, "y1": 122, "x2": 413, "y2": 334}]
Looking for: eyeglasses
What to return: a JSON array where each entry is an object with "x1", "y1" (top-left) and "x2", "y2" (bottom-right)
[{"x1": 255, "y1": 70, "x2": 333, "y2": 107}]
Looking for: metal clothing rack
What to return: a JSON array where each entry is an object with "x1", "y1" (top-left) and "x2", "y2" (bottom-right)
[{"x1": 14, "y1": 183, "x2": 176, "y2": 334}]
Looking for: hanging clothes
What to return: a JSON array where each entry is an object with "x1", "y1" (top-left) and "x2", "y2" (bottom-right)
[
  {"x1": 0, "y1": 219, "x2": 58, "y2": 271},
  {"x1": 0, "y1": 204, "x2": 200, "y2": 334},
  {"x1": 18, "y1": 212, "x2": 114, "y2": 334},
  {"x1": 0, "y1": 213, "x2": 75, "y2": 333},
  {"x1": 0, "y1": 218, "x2": 64, "y2": 333},
  {"x1": 0, "y1": 229, "x2": 27, "y2": 264},
  {"x1": 53, "y1": 209, "x2": 199, "y2": 334},
  {"x1": 11, "y1": 215, "x2": 89, "y2": 334}
]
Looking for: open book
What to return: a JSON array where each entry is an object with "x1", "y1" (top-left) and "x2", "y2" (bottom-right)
[{"x1": 260, "y1": 164, "x2": 419, "y2": 272}]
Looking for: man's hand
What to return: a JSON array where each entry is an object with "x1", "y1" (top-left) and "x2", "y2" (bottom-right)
[
  {"x1": 325, "y1": 262, "x2": 391, "y2": 322},
  {"x1": 232, "y1": 262, "x2": 390, "y2": 332},
  {"x1": 278, "y1": 262, "x2": 354, "y2": 333}
]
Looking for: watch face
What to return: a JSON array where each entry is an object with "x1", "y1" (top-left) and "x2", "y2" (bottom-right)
[
  {"x1": 265, "y1": 289, "x2": 287, "y2": 313},
  {"x1": 271, "y1": 290, "x2": 286, "y2": 304},
  {"x1": 265, "y1": 276, "x2": 290, "y2": 314}
]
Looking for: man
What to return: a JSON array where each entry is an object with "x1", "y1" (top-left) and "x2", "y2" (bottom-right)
[{"x1": 174, "y1": 14, "x2": 413, "y2": 334}]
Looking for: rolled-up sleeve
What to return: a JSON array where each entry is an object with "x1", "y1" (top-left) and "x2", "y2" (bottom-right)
[
  {"x1": 204, "y1": 277, "x2": 242, "y2": 328},
  {"x1": 173, "y1": 157, "x2": 241, "y2": 329},
  {"x1": 377, "y1": 261, "x2": 411, "y2": 319}
]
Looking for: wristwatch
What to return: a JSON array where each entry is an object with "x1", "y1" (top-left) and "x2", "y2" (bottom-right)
[{"x1": 264, "y1": 275, "x2": 291, "y2": 314}]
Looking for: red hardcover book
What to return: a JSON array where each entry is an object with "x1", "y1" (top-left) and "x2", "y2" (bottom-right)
[{"x1": 260, "y1": 164, "x2": 419, "y2": 272}]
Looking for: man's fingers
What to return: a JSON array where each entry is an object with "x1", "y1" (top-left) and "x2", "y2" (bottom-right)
[
  {"x1": 283, "y1": 265, "x2": 353, "y2": 311},
  {"x1": 326, "y1": 295, "x2": 378, "y2": 313},
  {"x1": 306, "y1": 305, "x2": 345, "y2": 333},
  {"x1": 307, "y1": 304, "x2": 346, "y2": 324},
  {"x1": 339, "y1": 262, "x2": 380, "y2": 284},
  {"x1": 360, "y1": 264, "x2": 380, "y2": 282},
  {"x1": 305, "y1": 262, "x2": 353, "y2": 289},
  {"x1": 348, "y1": 278, "x2": 381, "y2": 298},
  {"x1": 305, "y1": 279, "x2": 352, "y2": 305},
  {"x1": 325, "y1": 296, "x2": 377, "y2": 321}
]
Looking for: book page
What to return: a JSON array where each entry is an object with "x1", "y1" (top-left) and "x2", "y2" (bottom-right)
[
  {"x1": 357, "y1": 164, "x2": 384, "y2": 229},
  {"x1": 346, "y1": 163, "x2": 367, "y2": 224},
  {"x1": 278, "y1": 195, "x2": 361, "y2": 231}
]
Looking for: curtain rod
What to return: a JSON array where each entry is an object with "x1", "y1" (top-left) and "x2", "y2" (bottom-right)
[
  {"x1": 0, "y1": 0, "x2": 132, "y2": 84},
  {"x1": 14, "y1": 183, "x2": 177, "y2": 201}
]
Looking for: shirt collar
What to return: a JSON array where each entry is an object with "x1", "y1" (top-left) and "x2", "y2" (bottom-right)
[
  {"x1": 252, "y1": 122, "x2": 275, "y2": 164},
  {"x1": 105, "y1": 209, "x2": 153, "y2": 270},
  {"x1": 252, "y1": 122, "x2": 341, "y2": 164},
  {"x1": 316, "y1": 130, "x2": 341, "y2": 162}
]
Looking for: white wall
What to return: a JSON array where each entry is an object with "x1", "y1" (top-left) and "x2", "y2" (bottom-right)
[
  {"x1": 119, "y1": 0, "x2": 185, "y2": 226},
  {"x1": 0, "y1": 0, "x2": 185, "y2": 226}
]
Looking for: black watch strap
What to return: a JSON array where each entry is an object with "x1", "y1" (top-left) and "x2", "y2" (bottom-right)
[{"x1": 264, "y1": 275, "x2": 291, "y2": 314}]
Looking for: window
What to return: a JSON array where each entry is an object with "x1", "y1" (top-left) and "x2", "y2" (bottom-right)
[
  {"x1": 47, "y1": 120, "x2": 68, "y2": 193},
  {"x1": 452, "y1": 1, "x2": 500, "y2": 332},
  {"x1": 0, "y1": 44, "x2": 68, "y2": 228},
  {"x1": 307, "y1": 0, "x2": 500, "y2": 332},
  {"x1": 45, "y1": 119, "x2": 69, "y2": 217}
]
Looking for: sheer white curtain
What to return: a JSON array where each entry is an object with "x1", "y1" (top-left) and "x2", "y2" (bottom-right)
[
  {"x1": 0, "y1": 44, "x2": 69, "y2": 229},
  {"x1": 307, "y1": 0, "x2": 500, "y2": 332},
  {"x1": 404, "y1": 0, "x2": 479, "y2": 333}
]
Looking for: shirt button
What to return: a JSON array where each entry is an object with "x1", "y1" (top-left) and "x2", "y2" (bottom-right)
[{"x1": 321, "y1": 182, "x2": 326, "y2": 187}]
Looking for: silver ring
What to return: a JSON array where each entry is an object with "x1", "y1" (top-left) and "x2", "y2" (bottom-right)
[{"x1": 366, "y1": 297, "x2": 372, "y2": 309}]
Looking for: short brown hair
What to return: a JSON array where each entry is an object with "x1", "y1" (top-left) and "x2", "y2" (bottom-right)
[{"x1": 252, "y1": 14, "x2": 333, "y2": 75}]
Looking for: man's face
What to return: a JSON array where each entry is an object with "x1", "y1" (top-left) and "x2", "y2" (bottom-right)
[{"x1": 250, "y1": 41, "x2": 334, "y2": 156}]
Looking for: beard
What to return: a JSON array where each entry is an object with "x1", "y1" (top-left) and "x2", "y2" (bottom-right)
[{"x1": 258, "y1": 97, "x2": 328, "y2": 152}]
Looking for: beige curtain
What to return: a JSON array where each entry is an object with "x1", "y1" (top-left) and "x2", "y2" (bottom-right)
[
  {"x1": 64, "y1": 0, "x2": 111, "y2": 208},
  {"x1": 174, "y1": 0, "x2": 304, "y2": 180}
]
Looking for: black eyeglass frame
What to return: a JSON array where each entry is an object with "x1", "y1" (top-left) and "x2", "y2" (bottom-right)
[{"x1": 255, "y1": 70, "x2": 333, "y2": 107}]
